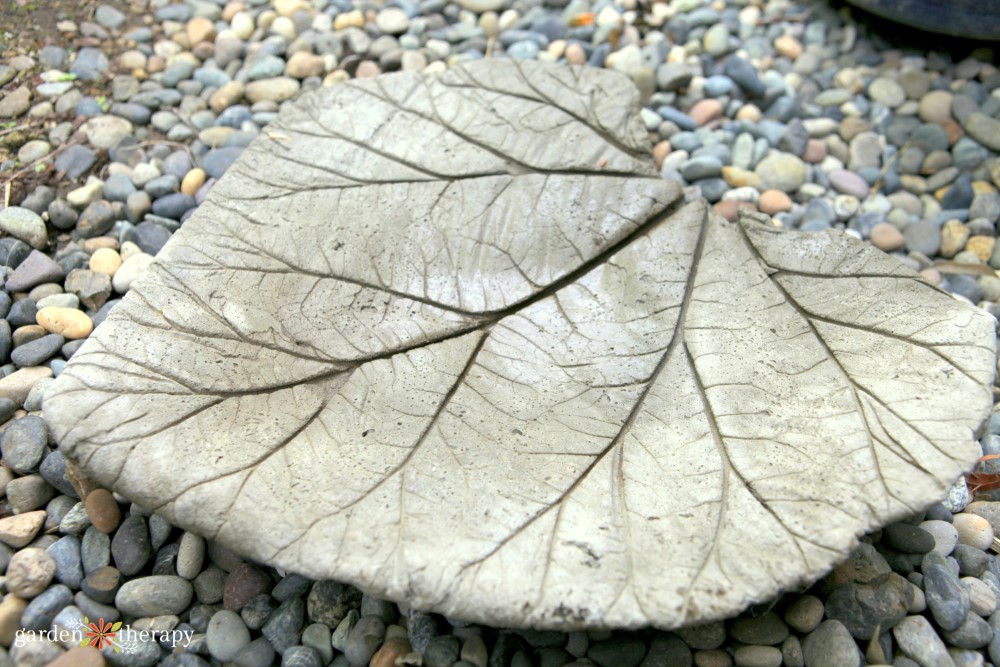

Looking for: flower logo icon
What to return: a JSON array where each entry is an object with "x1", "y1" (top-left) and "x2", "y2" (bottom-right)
[{"x1": 81, "y1": 617, "x2": 123, "y2": 652}]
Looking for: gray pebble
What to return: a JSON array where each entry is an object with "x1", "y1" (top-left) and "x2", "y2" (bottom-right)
[
  {"x1": 21, "y1": 583, "x2": 73, "y2": 631},
  {"x1": 280, "y1": 646, "x2": 322, "y2": 667},
  {"x1": 70, "y1": 47, "x2": 110, "y2": 81},
  {"x1": 925, "y1": 563, "x2": 971, "y2": 631},
  {"x1": 81, "y1": 525, "x2": 111, "y2": 574},
  {"x1": 895, "y1": 614, "x2": 952, "y2": 667},
  {"x1": 344, "y1": 614, "x2": 386, "y2": 665},
  {"x1": 115, "y1": 575, "x2": 193, "y2": 616},
  {"x1": 943, "y1": 611, "x2": 994, "y2": 649},
  {"x1": 7, "y1": 474, "x2": 56, "y2": 513},
  {"x1": 262, "y1": 597, "x2": 306, "y2": 655},
  {"x1": 207, "y1": 609, "x2": 251, "y2": 662},
  {"x1": 46, "y1": 535, "x2": 83, "y2": 589},
  {"x1": 1, "y1": 415, "x2": 48, "y2": 474}
]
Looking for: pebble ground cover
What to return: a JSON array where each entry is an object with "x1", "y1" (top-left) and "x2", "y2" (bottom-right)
[{"x1": 0, "y1": 0, "x2": 999, "y2": 666}]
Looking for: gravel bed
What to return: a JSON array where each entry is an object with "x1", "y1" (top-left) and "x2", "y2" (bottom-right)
[{"x1": 1, "y1": 0, "x2": 1000, "y2": 665}]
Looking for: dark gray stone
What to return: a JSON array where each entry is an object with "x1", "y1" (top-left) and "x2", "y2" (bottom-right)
[
  {"x1": 307, "y1": 580, "x2": 360, "y2": 626},
  {"x1": 151, "y1": 193, "x2": 196, "y2": 221},
  {"x1": 883, "y1": 523, "x2": 935, "y2": 554},
  {"x1": 0, "y1": 238, "x2": 30, "y2": 268},
  {"x1": 76, "y1": 200, "x2": 116, "y2": 238},
  {"x1": 48, "y1": 199, "x2": 79, "y2": 231},
  {"x1": 242, "y1": 594, "x2": 276, "y2": 631},
  {"x1": 11, "y1": 333, "x2": 64, "y2": 367},
  {"x1": 111, "y1": 515, "x2": 152, "y2": 576},
  {"x1": 725, "y1": 56, "x2": 765, "y2": 97},
  {"x1": 588, "y1": 636, "x2": 646, "y2": 667},
  {"x1": 20, "y1": 186, "x2": 55, "y2": 215},
  {"x1": 5, "y1": 299, "x2": 36, "y2": 329},
  {"x1": 424, "y1": 635, "x2": 461, "y2": 667},
  {"x1": 202, "y1": 147, "x2": 244, "y2": 179},
  {"x1": 39, "y1": 450, "x2": 77, "y2": 498},
  {"x1": 407, "y1": 608, "x2": 437, "y2": 654},
  {"x1": 262, "y1": 597, "x2": 306, "y2": 655},
  {"x1": 132, "y1": 222, "x2": 173, "y2": 256}
]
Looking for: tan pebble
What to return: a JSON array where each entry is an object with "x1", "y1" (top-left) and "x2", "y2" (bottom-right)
[
  {"x1": 869, "y1": 222, "x2": 906, "y2": 252},
  {"x1": 920, "y1": 268, "x2": 943, "y2": 285},
  {"x1": 940, "y1": 219, "x2": 970, "y2": 258},
  {"x1": 973, "y1": 180, "x2": 996, "y2": 196},
  {"x1": 85, "y1": 489, "x2": 121, "y2": 534},
  {"x1": 333, "y1": 9, "x2": 364, "y2": 30},
  {"x1": 370, "y1": 637, "x2": 411, "y2": 667},
  {"x1": 285, "y1": 51, "x2": 325, "y2": 78},
  {"x1": 210, "y1": 81, "x2": 245, "y2": 114},
  {"x1": 222, "y1": 2, "x2": 246, "y2": 21},
  {"x1": 652, "y1": 141, "x2": 671, "y2": 170},
  {"x1": 547, "y1": 39, "x2": 566, "y2": 59},
  {"x1": 802, "y1": 138, "x2": 826, "y2": 163},
  {"x1": 758, "y1": 190, "x2": 793, "y2": 215},
  {"x1": 274, "y1": 0, "x2": 308, "y2": 16},
  {"x1": 967, "y1": 236, "x2": 996, "y2": 263},
  {"x1": 954, "y1": 513, "x2": 994, "y2": 550},
  {"x1": 117, "y1": 49, "x2": 147, "y2": 70},
  {"x1": 783, "y1": 594, "x2": 824, "y2": 633},
  {"x1": 119, "y1": 241, "x2": 143, "y2": 261},
  {"x1": 565, "y1": 42, "x2": 586, "y2": 66},
  {"x1": 689, "y1": 98, "x2": 723, "y2": 126},
  {"x1": 182, "y1": 168, "x2": 207, "y2": 197},
  {"x1": 6, "y1": 548, "x2": 56, "y2": 598},
  {"x1": 0, "y1": 368, "x2": 52, "y2": 407},
  {"x1": 735, "y1": 104, "x2": 761, "y2": 122},
  {"x1": 48, "y1": 647, "x2": 105, "y2": 667},
  {"x1": 146, "y1": 55, "x2": 165, "y2": 74},
  {"x1": 899, "y1": 174, "x2": 927, "y2": 195},
  {"x1": 721, "y1": 166, "x2": 760, "y2": 189},
  {"x1": 774, "y1": 34, "x2": 802, "y2": 60},
  {"x1": 82, "y1": 237, "x2": 119, "y2": 253},
  {"x1": 712, "y1": 200, "x2": 757, "y2": 222},
  {"x1": 89, "y1": 248, "x2": 123, "y2": 276},
  {"x1": 0, "y1": 510, "x2": 46, "y2": 549},
  {"x1": 918, "y1": 90, "x2": 953, "y2": 124},
  {"x1": 354, "y1": 60, "x2": 381, "y2": 78},
  {"x1": 693, "y1": 649, "x2": 731, "y2": 667},
  {"x1": 36, "y1": 307, "x2": 94, "y2": 339},
  {"x1": 0, "y1": 594, "x2": 28, "y2": 647},
  {"x1": 187, "y1": 16, "x2": 216, "y2": 44}
]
